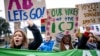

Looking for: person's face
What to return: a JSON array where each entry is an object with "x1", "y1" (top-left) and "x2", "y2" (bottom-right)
[
  {"x1": 63, "y1": 37, "x2": 70, "y2": 44},
  {"x1": 46, "y1": 37, "x2": 50, "y2": 42},
  {"x1": 13, "y1": 31, "x2": 23, "y2": 46},
  {"x1": 86, "y1": 26, "x2": 90, "y2": 32}
]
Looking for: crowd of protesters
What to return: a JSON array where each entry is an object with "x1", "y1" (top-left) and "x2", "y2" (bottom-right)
[{"x1": 0, "y1": 20, "x2": 100, "y2": 52}]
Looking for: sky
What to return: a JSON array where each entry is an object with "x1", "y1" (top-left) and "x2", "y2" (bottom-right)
[
  {"x1": 0, "y1": 0, "x2": 100, "y2": 38},
  {"x1": 46, "y1": 0, "x2": 100, "y2": 9}
]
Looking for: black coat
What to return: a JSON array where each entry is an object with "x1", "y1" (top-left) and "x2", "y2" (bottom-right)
[{"x1": 28, "y1": 24, "x2": 43, "y2": 50}]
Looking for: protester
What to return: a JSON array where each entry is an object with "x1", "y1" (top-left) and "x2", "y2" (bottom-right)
[
  {"x1": 39, "y1": 36, "x2": 54, "y2": 51},
  {"x1": 6, "y1": 20, "x2": 43, "y2": 50},
  {"x1": 73, "y1": 29, "x2": 82, "y2": 48},
  {"x1": 60, "y1": 34, "x2": 73, "y2": 51},
  {"x1": 78, "y1": 26, "x2": 97, "y2": 49},
  {"x1": 86, "y1": 32, "x2": 97, "y2": 49}
]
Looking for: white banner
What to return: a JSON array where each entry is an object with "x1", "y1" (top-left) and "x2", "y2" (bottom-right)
[{"x1": 4, "y1": 0, "x2": 47, "y2": 22}]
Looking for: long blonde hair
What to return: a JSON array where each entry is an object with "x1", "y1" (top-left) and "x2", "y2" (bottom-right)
[{"x1": 10, "y1": 29, "x2": 28, "y2": 48}]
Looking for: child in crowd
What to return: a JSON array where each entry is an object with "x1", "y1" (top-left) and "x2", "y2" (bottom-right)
[{"x1": 39, "y1": 36, "x2": 54, "y2": 51}]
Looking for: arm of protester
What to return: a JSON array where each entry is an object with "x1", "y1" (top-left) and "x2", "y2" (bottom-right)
[
  {"x1": 78, "y1": 26, "x2": 90, "y2": 49},
  {"x1": 27, "y1": 20, "x2": 43, "y2": 50}
]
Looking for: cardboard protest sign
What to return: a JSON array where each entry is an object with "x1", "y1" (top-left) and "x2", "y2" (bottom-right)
[
  {"x1": 76, "y1": 2, "x2": 100, "y2": 26},
  {"x1": 46, "y1": 8, "x2": 78, "y2": 39},
  {"x1": 4, "y1": 0, "x2": 47, "y2": 22}
]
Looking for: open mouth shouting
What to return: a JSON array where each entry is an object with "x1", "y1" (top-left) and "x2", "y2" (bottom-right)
[
  {"x1": 14, "y1": 39, "x2": 22, "y2": 46},
  {"x1": 13, "y1": 31, "x2": 23, "y2": 46}
]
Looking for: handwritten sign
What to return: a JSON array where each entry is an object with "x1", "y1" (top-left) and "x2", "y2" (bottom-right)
[
  {"x1": 76, "y1": 2, "x2": 100, "y2": 26},
  {"x1": 46, "y1": 8, "x2": 78, "y2": 38},
  {"x1": 4, "y1": 0, "x2": 47, "y2": 22}
]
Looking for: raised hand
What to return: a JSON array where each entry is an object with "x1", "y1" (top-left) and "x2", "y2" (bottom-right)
[{"x1": 27, "y1": 19, "x2": 34, "y2": 27}]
